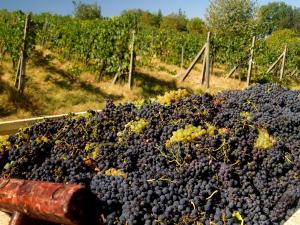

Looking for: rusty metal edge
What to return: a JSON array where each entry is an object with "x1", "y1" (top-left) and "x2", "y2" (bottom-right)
[{"x1": 0, "y1": 110, "x2": 101, "y2": 136}]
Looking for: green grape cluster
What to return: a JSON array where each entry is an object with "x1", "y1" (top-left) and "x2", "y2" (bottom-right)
[
  {"x1": 117, "y1": 118, "x2": 148, "y2": 142},
  {"x1": 166, "y1": 123, "x2": 217, "y2": 148},
  {"x1": 255, "y1": 128, "x2": 276, "y2": 150},
  {"x1": 157, "y1": 89, "x2": 189, "y2": 105}
]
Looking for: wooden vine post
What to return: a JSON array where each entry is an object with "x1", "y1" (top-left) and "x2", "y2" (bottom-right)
[
  {"x1": 280, "y1": 44, "x2": 287, "y2": 81},
  {"x1": 14, "y1": 13, "x2": 30, "y2": 91},
  {"x1": 128, "y1": 31, "x2": 136, "y2": 89},
  {"x1": 179, "y1": 46, "x2": 184, "y2": 76},
  {"x1": 247, "y1": 36, "x2": 256, "y2": 86},
  {"x1": 266, "y1": 44, "x2": 288, "y2": 81},
  {"x1": 204, "y1": 32, "x2": 211, "y2": 88},
  {"x1": 181, "y1": 31, "x2": 211, "y2": 84},
  {"x1": 181, "y1": 44, "x2": 206, "y2": 81},
  {"x1": 200, "y1": 56, "x2": 206, "y2": 84}
]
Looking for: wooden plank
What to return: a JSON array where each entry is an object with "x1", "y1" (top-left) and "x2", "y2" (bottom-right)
[
  {"x1": 200, "y1": 56, "x2": 206, "y2": 84},
  {"x1": 267, "y1": 52, "x2": 284, "y2": 74},
  {"x1": 181, "y1": 43, "x2": 206, "y2": 81},
  {"x1": 204, "y1": 32, "x2": 211, "y2": 88},
  {"x1": 179, "y1": 46, "x2": 184, "y2": 76},
  {"x1": 247, "y1": 36, "x2": 256, "y2": 86},
  {"x1": 0, "y1": 110, "x2": 101, "y2": 136},
  {"x1": 290, "y1": 69, "x2": 297, "y2": 77},
  {"x1": 14, "y1": 57, "x2": 21, "y2": 87},
  {"x1": 226, "y1": 64, "x2": 239, "y2": 79},
  {"x1": 280, "y1": 44, "x2": 287, "y2": 81},
  {"x1": 128, "y1": 31, "x2": 136, "y2": 89},
  {"x1": 112, "y1": 72, "x2": 119, "y2": 84},
  {"x1": 284, "y1": 209, "x2": 300, "y2": 225}
]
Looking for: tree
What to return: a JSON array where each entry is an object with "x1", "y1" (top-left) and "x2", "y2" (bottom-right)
[
  {"x1": 206, "y1": 0, "x2": 256, "y2": 37},
  {"x1": 258, "y1": 2, "x2": 295, "y2": 34},
  {"x1": 73, "y1": 1, "x2": 101, "y2": 20},
  {"x1": 187, "y1": 17, "x2": 206, "y2": 33},
  {"x1": 140, "y1": 11, "x2": 158, "y2": 27},
  {"x1": 160, "y1": 10, "x2": 187, "y2": 31},
  {"x1": 121, "y1": 9, "x2": 160, "y2": 27},
  {"x1": 206, "y1": 0, "x2": 256, "y2": 66},
  {"x1": 156, "y1": 9, "x2": 163, "y2": 26},
  {"x1": 294, "y1": 8, "x2": 300, "y2": 33}
]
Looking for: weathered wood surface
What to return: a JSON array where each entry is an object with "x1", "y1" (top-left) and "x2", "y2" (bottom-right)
[
  {"x1": 0, "y1": 110, "x2": 101, "y2": 136},
  {"x1": 280, "y1": 44, "x2": 287, "y2": 81},
  {"x1": 181, "y1": 43, "x2": 206, "y2": 81},
  {"x1": 128, "y1": 31, "x2": 136, "y2": 89},
  {"x1": 246, "y1": 36, "x2": 256, "y2": 86},
  {"x1": 204, "y1": 31, "x2": 211, "y2": 88},
  {"x1": 284, "y1": 208, "x2": 300, "y2": 225},
  {"x1": 267, "y1": 52, "x2": 284, "y2": 74}
]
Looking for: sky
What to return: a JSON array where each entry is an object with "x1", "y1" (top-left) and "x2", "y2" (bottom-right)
[{"x1": 0, "y1": 0, "x2": 299, "y2": 19}]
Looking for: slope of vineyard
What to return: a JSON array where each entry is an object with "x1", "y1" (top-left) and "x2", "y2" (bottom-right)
[
  {"x1": 0, "y1": 46, "x2": 246, "y2": 121},
  {"x1": 0, "y1": 84, "x2": 299, "y2": 225}
]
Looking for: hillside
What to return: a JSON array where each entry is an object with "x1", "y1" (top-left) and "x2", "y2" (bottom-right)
[{"x1": 0, "y1": 47, "x2": 246, "y2": 121}]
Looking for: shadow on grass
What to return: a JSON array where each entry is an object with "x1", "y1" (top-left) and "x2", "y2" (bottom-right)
[
  {"x1": 0, "y1": 79, "x2": 45, "y2": 118},
  {"x1": 78, "y1": 81, "x2": 121, "y2": 100},
  {"x1": 44, "y1": 65, "x2": 123, "y2": 103},
  {"x1": 45, "y1": 65, "x2": 76, "y2": 83},
  {"x1": 134, "y1": 72, "x2": 178, "y2": 98},
  {"x1": 0, "y1": 64, "x2": 4, "y2": 77},
  {"x1": 31, "y1": 49, "x2": 54, "y2": 67}
]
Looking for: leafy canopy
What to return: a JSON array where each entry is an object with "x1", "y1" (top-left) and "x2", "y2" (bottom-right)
[
  {"x1": 206, "y1": 0, "x2": 256, "y2": 37},
  {"x1": 187, "y1": 17, "x2": 206, "y2": 34},
  {"x1": 257, "y1": 2, "x2": 296, "y2": 34},
  {"x1": 73, "y1": 0, "x2": 101, "y2": 20}
]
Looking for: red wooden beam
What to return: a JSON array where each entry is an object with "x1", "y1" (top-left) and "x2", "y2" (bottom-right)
[{"x1": 0, "y1": 178, "x2": 101, "y2": 225}]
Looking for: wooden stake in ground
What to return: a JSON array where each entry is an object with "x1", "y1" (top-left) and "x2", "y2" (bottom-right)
[
  {"x1": 204, "y1": 32, "x2": 211, "y2": 88},
  {"x1": 200, "y1": 56, "x2": 206, "y2": 84},
  {"x1": 128, "y1": 31, "x2": 136, "y2": 89},
  {"x1": 226, "y1": 64, "x2": 239, "y2": 79},
  {"x1": 246, "y1": 36, "x2": 256, "y2": 86},
  {"x1": 181, "y1": 43, "x2": 206, "y2": 82},
  {"x1": 179, "y1": 46, "x2": 184, "y2": 76},
  {"x1": 280, "y1": 44, "x2": 287, "y2": 81},
  {"x1": 14, "y1": 13, "x2": 30, "y2": 91}
]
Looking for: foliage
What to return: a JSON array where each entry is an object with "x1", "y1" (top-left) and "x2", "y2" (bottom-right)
[
  {"x1": 186, "y1": 17, "x2": 206, "y2": 34},
  {"x1": 206, "y1": 0, "x2": 257, "y2": 66},
  {"x1": 206, "y1": 0, "x2": 256, "y2": 37},
  {"x1": 34, "y1": 14, "x2": 135, "y2": 77},
  {"x1": 72, "y1": 0, "x2": 101, "y2": 20},
  {"x1": 257, "y1": 2, "x2": 296, "y2": 34},
  {"x1": 266, "y1": 29, "x2": 300, "y2": 69},
  {"x1": 0, "y1": 10, "x2": 37, "y2": 68},
  {"x1": 160, "y1": 10, "x2": 188, "y2": 31},
  {"x1": 121, "y1": 9, "x2": 161, "y2": 27}
]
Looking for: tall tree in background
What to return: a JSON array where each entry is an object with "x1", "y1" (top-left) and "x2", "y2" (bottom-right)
[
  {"x1": 294, "y1": 8, "x2": 300, "y2": 33},
  {"x1": 121, "y1": 9, "x2": 161, "y2": 27},
  {"x1": 257, "y1": 2, "x2": 296, "y2": 34},
  {"x1": 160, "y1": 9, "x2": 187, "y2": 31},
  {"x1": 206, "y1": 0, "x2": 256, "y2": 37},
  {"x1": 73, "y1": 1, "x2": 101, "y2": 20},
  {"x1": 187, "y1": 17, "x2": 206, "y2": 33},
  {"x1": 205, "y1": 0, "x2": 256, "y2": 66}
]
